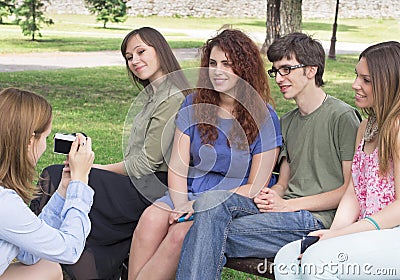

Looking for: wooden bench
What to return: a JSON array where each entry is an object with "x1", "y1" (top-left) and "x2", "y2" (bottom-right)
[
  {"x1": 120, "y1": 257, "x2": 275, "y2": 279},
  {"x1": 225, "y1": 257, "x2": 275, "y2": 279}
]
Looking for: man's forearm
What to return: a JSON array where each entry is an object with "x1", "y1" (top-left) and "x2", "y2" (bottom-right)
[{"x1": 286, "y1": 184, "x2": 347, "y2": 212}]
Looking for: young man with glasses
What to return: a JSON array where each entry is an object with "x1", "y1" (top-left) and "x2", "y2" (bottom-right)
[{"x1": 175, "y1": 32, "x2": 361, "y2": 280}]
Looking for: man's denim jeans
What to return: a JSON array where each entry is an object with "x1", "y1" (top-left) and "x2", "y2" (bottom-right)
[{"x1": 176, "y1": 190, "x2": 325, "y2": 280}]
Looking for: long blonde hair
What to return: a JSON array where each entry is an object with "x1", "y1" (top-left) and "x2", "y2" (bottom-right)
[
  {"x1": 0, "y1": 88, "x2": 52, "y2": 203},
  {"x1": 360, "y1": 41, "x2": 400, "y2": 175}
]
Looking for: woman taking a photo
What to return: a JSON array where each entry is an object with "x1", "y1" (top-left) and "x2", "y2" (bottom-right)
[{"x1": 0, "y1": 87, "x2": 94, "y2": 279}]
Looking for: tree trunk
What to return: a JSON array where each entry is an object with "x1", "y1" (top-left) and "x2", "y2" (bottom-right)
[
  {"x1": 262, "y1": 0, "x2": 302, "y2": 54},
  {"x1": 262, "y1": 0, "x2": 280, "y2": 54},
  {"x1": 32, "y1": 0, "x2": 36, "y2": 41},
  {"x1": 280, "y1": 0, "x2": 302, "y2": 36}
]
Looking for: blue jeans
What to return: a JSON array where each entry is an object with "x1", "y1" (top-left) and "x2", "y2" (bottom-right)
[{"x1": 176, "y1": 191, "x2": 325, "y2": 280}]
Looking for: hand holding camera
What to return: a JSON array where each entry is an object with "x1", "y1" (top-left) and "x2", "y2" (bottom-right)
[
  {"x1": 54, "y1": 132, "x2": 94, "y2": 186},
  {"x1": 69, "y1": 133, "x2": 94, "y2": 185},
  {"x1": 54, "y1": 132, "x2": 86, "y2": 155}
]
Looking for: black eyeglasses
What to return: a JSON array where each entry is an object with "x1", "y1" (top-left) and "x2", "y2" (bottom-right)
[{"x1": 267, "y1": 64, "x2": 306, "y2": 78}]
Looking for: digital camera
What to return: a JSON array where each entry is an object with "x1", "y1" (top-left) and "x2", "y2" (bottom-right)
[{"x1": 53, "y1": 132, "x2": 86, "y2": 155}]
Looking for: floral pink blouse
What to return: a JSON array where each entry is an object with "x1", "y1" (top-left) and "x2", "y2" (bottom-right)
[{"x1": 352, "y1": 138, "x2": 395, "y2": 219}]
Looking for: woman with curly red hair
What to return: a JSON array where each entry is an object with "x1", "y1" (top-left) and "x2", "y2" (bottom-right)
[{"x1": 128, "y1": 29, "x2": 282, "y2": 280}]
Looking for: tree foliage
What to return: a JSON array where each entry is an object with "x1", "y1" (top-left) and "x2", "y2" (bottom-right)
[
  {"x1": 85, "y1": 0, "x2": 128, "y2": 28},
  {"x1": 262, "y1": 0, "x2": 302, "y2": 53},
  {"x1": 14, "y1": 0, "x2": 53, "y2": 41},
  {"x1": 0, "y1": 0, "x2": 15, "y2": 24}
]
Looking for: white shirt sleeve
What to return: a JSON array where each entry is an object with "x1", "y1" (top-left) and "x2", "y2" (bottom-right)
[{"x1": 0, "y1": 180, "x2": 94, "y2": 273}]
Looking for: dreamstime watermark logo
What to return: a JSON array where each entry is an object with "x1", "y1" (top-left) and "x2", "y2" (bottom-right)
[
  {"x1": 257, "y1": 258, "x2": 274, "y2": 275},
  {"x1": 268, "y1": 252, "x2": 398, "y2": 277}
]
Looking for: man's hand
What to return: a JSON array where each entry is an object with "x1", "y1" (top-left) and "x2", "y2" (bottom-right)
[{"x1": 254, "y1": 187, "x2": 294, "y2": 212}]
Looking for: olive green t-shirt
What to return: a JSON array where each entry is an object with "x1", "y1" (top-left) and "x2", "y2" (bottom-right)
[{"x1": 279, "y1": 96, "x2": 360, "y2": 228}]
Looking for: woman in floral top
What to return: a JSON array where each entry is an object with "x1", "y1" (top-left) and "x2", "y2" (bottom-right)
[{"x1": 274, "y1": 41, "x2": 400, "y2": 279}]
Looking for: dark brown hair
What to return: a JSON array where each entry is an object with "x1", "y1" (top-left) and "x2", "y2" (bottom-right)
[
  {"x1": 120, "y1": 27, "x2": 190, "y2": 95},
  {"x1": 267, "y1": 32, "x2": 325, "y2": 87}
]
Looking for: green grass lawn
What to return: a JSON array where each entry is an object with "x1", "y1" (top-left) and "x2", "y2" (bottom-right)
[{"x1": 1, "y1": 14, "x2": 399, "y2": 53}]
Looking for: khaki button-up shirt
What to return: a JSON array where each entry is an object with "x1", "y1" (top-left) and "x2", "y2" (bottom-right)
[{"x1": 123, "y1": 78, "x2": 185, "y2": 180}]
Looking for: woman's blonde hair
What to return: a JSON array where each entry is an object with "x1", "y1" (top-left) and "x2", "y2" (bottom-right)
[
  {"x1": 0, "y1": 87, "x2": 52, "y2": 203},
  {"x1": 360, "y1": 41, "x2": 400, "y2": 175}
]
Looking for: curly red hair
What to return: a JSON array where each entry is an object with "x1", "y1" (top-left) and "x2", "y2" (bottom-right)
[{"x1": 194, "y1": 29, "x2": 273, "y2": 149}]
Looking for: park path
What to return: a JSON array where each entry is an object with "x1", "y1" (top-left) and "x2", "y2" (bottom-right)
[
  {"x1": 0, "y1": 30, "x2": 370, "y2": 73},
  {"x1": 0, "y1": 48, "x2": 200, "y2": 72}
]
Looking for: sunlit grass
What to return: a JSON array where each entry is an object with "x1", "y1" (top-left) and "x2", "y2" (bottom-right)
[
  {"x1": 1, "y1": 15, "x2": 399, "y2": 53},
  {"x1": 303, "y1": 18, "x2": 400, "y2": 43}
]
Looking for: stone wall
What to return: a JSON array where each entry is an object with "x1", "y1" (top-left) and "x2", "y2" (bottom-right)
[
  {"x1": 45, "y1": 0, "x2": 400, "y2": 19},
  {"x1": 302, "y1": 0, "x2": 400, "y2": 19}
]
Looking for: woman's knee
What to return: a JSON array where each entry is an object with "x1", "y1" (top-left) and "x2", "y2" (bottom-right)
[
  {"x1": 35, "y1": 259, "x2": 62, "y2": 280},
  {"x1": 49, "y1": 262, "x2": 63, "y2": 280},
  {"x1": 274, "y1": 240, "x2": 302, "y2": 277},
  {"x1": 135, "y1": 204, "x2": 170, "y2": 236},
  {"x1": 164, "y1": 223, "x2": 192, "y2": 251},
  {"x1": 1, "y1": 260, "x2": 62, "y2": 280}
]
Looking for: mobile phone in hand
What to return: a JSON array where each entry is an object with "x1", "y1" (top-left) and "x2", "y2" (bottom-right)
[
  {"x1": 300, "y1": 236, "x2": 320, "y2": 254},
  {"x1": 176, "y1": 213, "x2": 194, "y2": 223}
]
